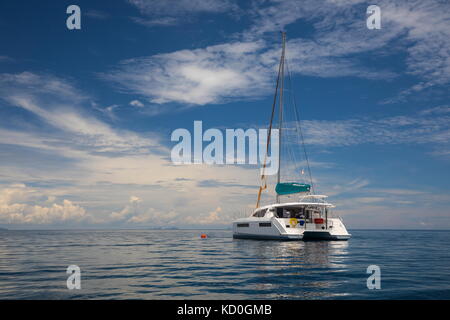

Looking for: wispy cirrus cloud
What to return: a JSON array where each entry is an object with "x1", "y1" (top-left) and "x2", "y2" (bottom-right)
[
  {"x1": 250, "y1": 0, "x2": 450, "y2": 95},
  {"x1": 128, "y1": 0, "x2": 239, "y2": 26},
  {"x1": 102, "y1": 41, "x2": 271, "y2": 105},
  {"x1": 85, "y1": 10, "x2": 110, "y2": 20},
  {"x1": 128, "y1": 0, "x2": 237, "y2": 15},
  {"x1": 298, "y1": 106, "x2": 450, "y2": 150},
  {"x1": 0, "y1": 72, "x2": 162, "y2": 155},
  {"x1": 0, "y1": 55, "x2": 13, "y2": 62},
  {"x1": 112, "y1": 0, "x2": 449, "y2": 106},
  {"x1": 130, "y1": 16, "x2": 179, "y2": 27},
  {"x1": 101, "y1": 33, "x2": 396, "y2": 107}
]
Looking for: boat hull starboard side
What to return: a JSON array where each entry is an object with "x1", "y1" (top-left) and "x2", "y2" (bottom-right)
[{"x1": 302, "y1": 231, "x2": 351, "y2": 241}]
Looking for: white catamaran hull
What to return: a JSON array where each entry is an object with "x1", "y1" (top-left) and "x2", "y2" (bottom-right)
[{"x1": 232, "y1": 217, "x2": 351, "y2": 241}]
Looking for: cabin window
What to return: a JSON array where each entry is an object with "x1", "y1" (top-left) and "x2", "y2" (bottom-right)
[
  {"x1": 253, "y1": 209, "x2": 267, "y2": 217},
  {"x1": 237, "y1": 223, "x2": 249, "y2": 227},
  {"x1": 275, "y1": 207, "x2": 296, "y2": 218},
  {"x1": 276, "y1": 207, "x2": 283, "y2": 218},
  {"x1": 259, "y1": 222, "x2": 271, "y2": 227}
]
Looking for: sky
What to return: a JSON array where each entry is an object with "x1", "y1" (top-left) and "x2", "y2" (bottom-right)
[{"x1": 0, "y1": 0, "x2": 449, "y2": 229}]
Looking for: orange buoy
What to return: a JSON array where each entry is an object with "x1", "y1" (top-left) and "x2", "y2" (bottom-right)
[{"x1": 200, "y1": 234, "x2": 207, "y2": 239}]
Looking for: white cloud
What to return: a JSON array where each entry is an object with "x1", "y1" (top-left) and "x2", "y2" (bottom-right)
[
  {"x1": 102, "y1": 34, "x2": 395, "y2": 106},
  {"x1": 332, "y1": 186, "x2": 450, "y2": 229},
  {"x1": 292, "y1": 107, "x2": 450, "y2": 150},
  {"x1": 129, "y1": 99, "x2": 144, "y2": 107},
  {"x1": 128, "y1": 0, "x2": 238, "y2": 26},
  {"x1": 126, "y1": 207, "x2": 179, "y2": 224},
  {"x1": 130, "y1": 16, "x2": 179, "y2": 27},
  {"x1": 327, "y1": 178, "x2": 370, "y2": 196},
  {"x1": 128, "y1": 0, "x2": 237, "y2": 15},
  {"x1": 0, "y1": 184, "x2": 88, "y2": 224},
  {"x1": 199, "y1": 206, "x2": 226, "y2": 224},
  {"x1": 103, "y1": 41, "x2": 271, "y2": 105},
  {"x1": 85, "y1": 10, "x2": 110, "y2": 20},
  {"x1": 105, "y1": 0, "x2": 450, "y2": 106},
  {"x1": 419, "y1": 106, "x2": 450, "y2": 115},
  {"x1": 129, "y1": 195, "x2": 142, "y2": 203},
  {"x1": 254, "y1": 0, "x2": 450, "y2": 100},
  {"x1": 0, "y1": 72, "x2": 162, "y2": 155},
  {"x1": 184, "y1": 206, "x2": 225, "y2": 225},
  {"x1": 109, "y1": 195, "x2": 142, "y2": 221},
  {"x1": 0, "y1": 72, "x2": 85, "y2": 101},
  {"x1": 0, "y1": 55, "x2": 13, "y2": 62}
]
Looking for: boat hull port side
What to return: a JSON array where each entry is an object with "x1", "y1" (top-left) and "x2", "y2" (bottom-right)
[
  {"x1": 232, "y1": 218, "x2": 304, "y2": 241},
  {"x1": 232, "y1": 200, "x2": 351, "y2": 241}
]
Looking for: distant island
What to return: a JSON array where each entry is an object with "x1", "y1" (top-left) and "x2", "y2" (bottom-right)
[
  {"x1": 0, "y1": 227, "x2": 8, "y2": 230},
  {"x1": 148, "y1": 226, "x2": 179, "y2": 230}
]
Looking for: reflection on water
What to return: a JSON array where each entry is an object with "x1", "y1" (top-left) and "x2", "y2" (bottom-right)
[
  {"x1": 233, "y1": 239, "x2": 350, "y2": 299},
  {"x1": 234, "y1": 239, "x2": 349, "y2": 267},
  {"x1": 0, "y1": 229, "x2": 449, "y2": 299}
]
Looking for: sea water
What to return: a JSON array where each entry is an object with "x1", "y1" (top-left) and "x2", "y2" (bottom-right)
[{"x1": 0, "y1": 229, "x2": 449, "y2": 299}]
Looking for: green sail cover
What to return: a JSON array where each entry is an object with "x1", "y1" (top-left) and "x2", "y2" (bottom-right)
[{"x1": 275, "y1": 182, "x2": 310, "y2": 195}]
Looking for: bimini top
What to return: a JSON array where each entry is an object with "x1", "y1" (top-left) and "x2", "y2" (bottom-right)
[{"x1": 275, "y1": 182, "x2": 311, "y2": 195}]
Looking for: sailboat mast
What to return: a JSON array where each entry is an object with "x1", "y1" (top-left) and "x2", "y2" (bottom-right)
[
  {"x1": 255, "y1": 32, "x2": 286, "y2": 209},
  {"x1": 276, "y1": 31, "x2": 286, "y2": 204}
]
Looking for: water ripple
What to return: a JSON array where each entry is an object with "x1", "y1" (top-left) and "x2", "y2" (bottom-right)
[{"x1": 0, "y1": 229, "x2": 449, "y2": 299}]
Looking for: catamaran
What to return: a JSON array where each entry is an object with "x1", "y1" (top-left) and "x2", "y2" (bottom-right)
[{"x1": 232, "y1": 32, "x2": 351, "y2": 241}]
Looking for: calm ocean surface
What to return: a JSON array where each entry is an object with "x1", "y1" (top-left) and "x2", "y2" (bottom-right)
[{"x1": 0, "y1": 229, "x2": 449, "y2": 299}]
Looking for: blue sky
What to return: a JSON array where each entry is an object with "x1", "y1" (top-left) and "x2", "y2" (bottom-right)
[{"x1": 0, "y1": 0, "x2": 449, "y2": 229}]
